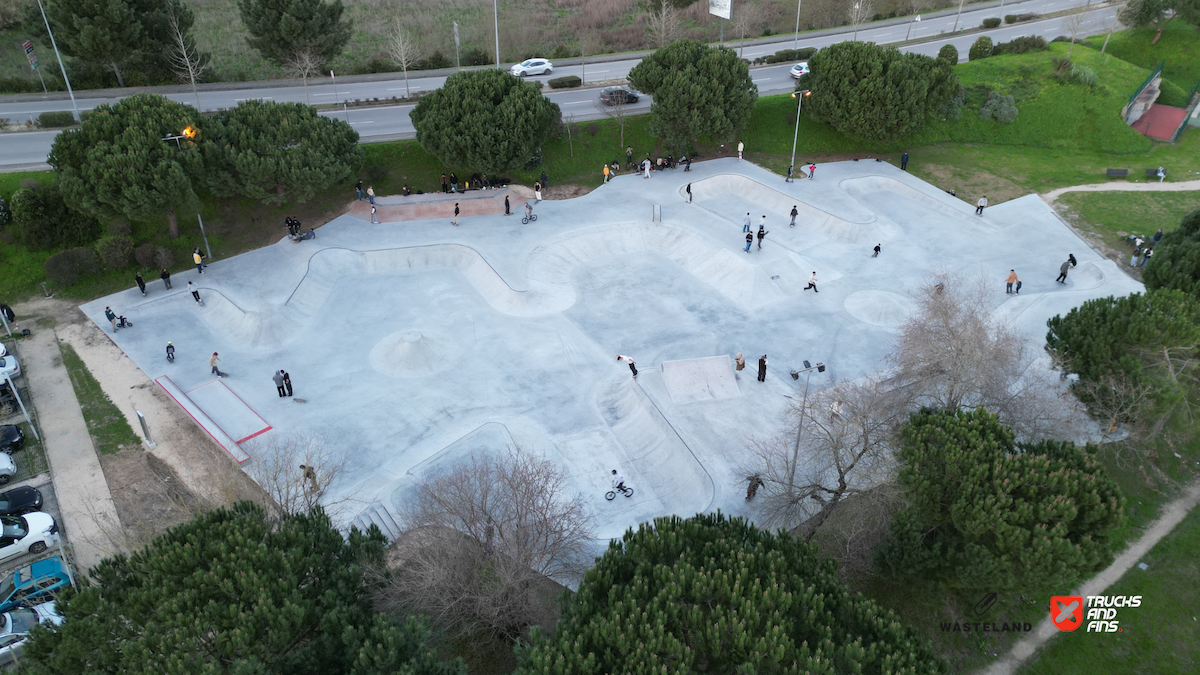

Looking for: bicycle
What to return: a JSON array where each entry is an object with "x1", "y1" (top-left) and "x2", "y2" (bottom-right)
[
  {"x1": 522, "y1": 212, "x2": 537, "y2": 224},
  {"x1": 605, "y1": 484, "x2": 634, "y2": 500}
]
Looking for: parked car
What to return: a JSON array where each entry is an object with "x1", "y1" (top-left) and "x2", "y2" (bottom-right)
[
  {"x1": 0, "y1": 601, "x2": 62, "y2": 666},
  {"x1": 0, "y1": 558, "x2": 70, "y2": 613},
  {"x1": 0, "y1": 455, "x2": 14, "y2": 486},
  {"x1": 0, "y1": 488, "x2": 40, "y2": 517},
  {"x1": 510, "y1": 58, "x2": 553, "y2": 77},
  {"x1": 599, "y1": 86, "x2": 640, "y2": 105},
  {"x1": 789, "y1": 62, "x2": 810, "y2": 79},
  {"x1": 0, "y1": 513, "x2": 60, "y2": 563},
  {"x1": 0, "y1": 355, "x2": 18, "y2": 381},
  {"x1": 0, "y1": 426, "x2": 23, "y2": 454}
]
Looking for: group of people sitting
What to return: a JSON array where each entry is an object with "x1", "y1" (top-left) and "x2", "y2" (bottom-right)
[{"x1": 439, "y1": 172, "x2": 511, "y2": 193}]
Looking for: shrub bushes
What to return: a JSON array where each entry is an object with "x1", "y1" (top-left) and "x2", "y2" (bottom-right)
[
  {"x1": 96, "y1": 235, "x2": 134, "y2": 269},
  {"x1": 133, "y1": 243, "x2": 172, "y2": 269},
  {"x1": 937, "y1": 44, "x2": 959, "y2": 64},
  {"x1": 979, "y1": 91, "x2": 1018, "y2": 124},
  {"x1": 461, "y1": 47, "x2": 493, "y2": 67},
  {"x1": 993, "y1": 36, "x2": 1048, "y2": 55},
  {"x1": 37, "y1": 111, "x2": 76, "y2": 128},
  {"x1": 10, "y1": 185, "x2": 102, "y2": 251},
  {"x1": 548, "y1": 75, "x2": 582, "y2": 89},
  {"x1": 969, "y1": 37, "x2": 994, "y2": 61},
  {"x1": 1005, "y1": 14, "x2": 1018, "y2": 23},
  {"x1": 417, "y1": 51, "x2": 452, "y2": 70},
  {"x1": 763, "y1": 47, "x2": 817, "y2": 64},
  {"x1": 1072, "y1": 64, "x2": 1098, "y2": 86},
  {"x1": 45, "y1": 248, "x2": 100, "y2": 288},
  {"x1": 0, "y1": 194, "x2": 8, "y2": 227},
  {"x1": 981, "y1": 18, "x2": 1002, "y2": 28}
]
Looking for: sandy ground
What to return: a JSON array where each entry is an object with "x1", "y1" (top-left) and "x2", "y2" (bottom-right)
[{"x1": 15, "y1": 296, "x2": 264, "y2": 542}]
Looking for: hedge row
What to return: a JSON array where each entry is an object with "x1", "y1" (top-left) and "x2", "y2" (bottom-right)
[{"x1": 548, "y1": 75, "x2": 582, "y2": 89}]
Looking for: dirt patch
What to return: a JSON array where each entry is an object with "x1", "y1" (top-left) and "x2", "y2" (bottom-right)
[
  {"x1": 916, "y1": 162, "x2": 1028, "y2": 205},
  {"x1": 98, "y1": 449, "x2": 202, "y2": 544},
  {"x1": 1050, "y1": 201, "x2": 1146, "y2": 280}
]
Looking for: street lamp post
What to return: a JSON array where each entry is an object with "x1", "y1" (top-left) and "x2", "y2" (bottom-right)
[
  {"x1": 793, "y1": 0, "x2": 803, "y2": 50},
  {"x1": 789, "y1": 89, "x2": 810, "y2": 179},
  {"x1": 163, "y1": 127, "x2": 212, "y2": 260},
  {"x1": 330, "y1": 70, "x2": 349, "y2": 123},
  {"x1": 789, "y1": 360, "x2": 826, "y2": 459},
  {"x1": 493, "y1": 0, "x2": 501, "y2": 68},
  {"x1": 34, "y1": 0, "x2": 80, "y2": 123}
]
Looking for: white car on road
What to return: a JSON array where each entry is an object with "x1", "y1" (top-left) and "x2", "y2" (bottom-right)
[
  {"x1": 0, "y1": 513, "x2": 60, "y2": 563},
  {"x1": 510, "y1": 58, "x2": 553, "y2": 77},
  {"x1": 790, "y1": 62, "x2": 810, "y2": 79}
]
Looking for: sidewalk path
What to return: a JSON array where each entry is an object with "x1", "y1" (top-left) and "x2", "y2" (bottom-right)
[
  {"x1": 1041, "y1": 179, "x2": 1200, "y2": 203},
  {"x1": 979, "y1": 480, "x2": 1200, "y2": 675},
  {"x1": 22, "y1": 328, "x2": 123, "y2": 572}
]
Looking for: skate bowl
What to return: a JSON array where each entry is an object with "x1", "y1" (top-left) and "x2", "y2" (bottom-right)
[
  {"x1": 843, "y1": 290, "x2": 917, "y2": 328},
  {"x1": 659, "y1": 356, "x2": 741, "y2": 404},
  {"x1": 686, "y1": 174, "x2": 896, "y2": 243},
  {"x1": 839, "y1": 175, "x2": 984, "y2": 228}
]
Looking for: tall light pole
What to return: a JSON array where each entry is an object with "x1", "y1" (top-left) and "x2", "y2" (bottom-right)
[
  {"x1": 789, "y1": 360, "x2": 826, "y2": 463},
  {"x1": 493, "y1": 0, "x2": 501, "y2": 68},
  {"x1": 330, "y1": 70, "x2": 349, "y2": 123},
  {"x1": 34, "y1": 0, "x2": 80, "y2": 123},
  {"x1": 789, "y1": 89, "x2": 810, "y2": 178},
  {"x1": 163, "y1": 126, "x2": 212, "y2": 260},
  {"x1": 793, "y1": 0, "x2": 802, "y2": 50}
]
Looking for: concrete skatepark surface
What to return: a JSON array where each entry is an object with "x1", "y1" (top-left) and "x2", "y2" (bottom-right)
[{"x1": 81, "y1": 159, "x2": 1143, "y2": 545}]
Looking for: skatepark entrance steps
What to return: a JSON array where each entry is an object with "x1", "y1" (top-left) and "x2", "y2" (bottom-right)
[
  {"x1": 155, "y1": 377, "x2": 264, "y2": 463},
  {"x1": 350, "y1": 502, "x2": 403, "y2": 541},
  {"x1": 660, "y1": 356, "x2": 741, "y2": 404}
]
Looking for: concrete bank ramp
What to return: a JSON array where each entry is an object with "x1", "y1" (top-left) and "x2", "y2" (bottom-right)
[
  {"x1": 660, "y1": 356, "x2": 741, "y2": 404},
  {"x1": 839, "y1": 175, "x2": 982, "y2": 231}
]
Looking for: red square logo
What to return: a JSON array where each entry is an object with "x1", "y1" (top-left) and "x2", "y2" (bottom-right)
[{"x1": 1050, "y1": 596, "x2": 1084, "y2": 632}]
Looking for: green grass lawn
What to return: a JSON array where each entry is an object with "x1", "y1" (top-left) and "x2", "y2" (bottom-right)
[
  {"x1": 1018, "y1": 503, "x2": 1200, "y2": 675},
  {"x1": 1084, "y1": 22, "x2": 1200, "y2": 105},
  {"x1": 58, "y1": 342, "x2": 143, "y2": 455},
  {"x1": 1057, "y1": 191, "x2": 1200, "y2": 252}
]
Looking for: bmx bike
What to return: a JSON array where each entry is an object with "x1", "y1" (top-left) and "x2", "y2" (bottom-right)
[
  {"x1": 605, "y1": 484, "x2": 634, "y2": 501},
  {"x1": 521, "y1": 212, "x2": 538, "y2": 224}
]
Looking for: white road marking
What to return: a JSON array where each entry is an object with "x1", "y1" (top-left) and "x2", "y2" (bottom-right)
[
  {"x1": 235, "y1": 97, "x2": 273, "y2": 101},
  {"x1": 349, "y1": 120, "x2": 375, "y2": 125},
  {"x1": 563, "y1": 101, "x2": 591, "y2": 106}
]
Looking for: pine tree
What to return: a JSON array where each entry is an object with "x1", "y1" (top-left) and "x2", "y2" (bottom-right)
[
  {"x1": 875, "y1": 409, "x2": 1125, "y2": 592},
  {"x1": 199, "y1": 99, "x2": 362, "y2": 205},
  {"x1": 22, "y1": 502, "x2": 462, "y2": 675},
  {"x1": 48, "y1": 93, "x2": 199, "y2": 238},
  {"x1": 41, "y1": 0, "x2": 145, "y2": 87},
  {"x1": 237, "y1": 0, "x2": 352, "y2": 67},
  {"x1": 517, "y1": 513, "x2": 947, "y2": 675},
  {"x1": 1143, "y1": 208, "x2": 1200, "y2": 297},
  {"x1": 627, "y1": 40, "x2": 758, "y2": 155}
]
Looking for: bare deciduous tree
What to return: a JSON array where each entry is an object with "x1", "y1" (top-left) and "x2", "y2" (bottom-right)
[
  {"x1": 380, "y1": 448, "x2": 593, "y2": 641},
  {"x1": 889, "y1": 274, "x2": 1083, "y2": 441},
  {"x1": 578, "y1": 33, "x2": 604, "y2": 85},
  {"x1": 732, "y1": 3, "x2": 763, "y2": 58},
  {"x1": 905, "y1": 0, "x2": 930, "y2": 40},
  {"x1": 165, "y1": 10, "x2": 209, "y2": 110},
  {"x1": 286, "y1": 50, "x2": 321, "y2": 105},
  {"x1": 244, "y1": 432, "x2": 351, "y2": 520},
  {"x1": 744, "y1": 376, "x2": 906, "y2": 536},
  {"x1": 849, "y1": 0, "x2": 875, "y2": 40},
  {"x1": 1063, "y1": 11, "x2": 1088, "y2": 59},
  {"x1": 596, "y1": 92, "x2": 632, "y2": 150},
  {"x1": 386, "y1": 18, "x2": 420, "y2": 99},
  {"x1": 645, "y1": 3, "x2": 686, "y2": 49},
  {"x1": 809, "y1": 482, "x2": 907, "y2": 581}
]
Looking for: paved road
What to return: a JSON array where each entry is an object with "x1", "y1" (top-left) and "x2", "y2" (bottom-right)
[{"x1": 0, "y1": 0, "x2": 1116, "y2": 170}]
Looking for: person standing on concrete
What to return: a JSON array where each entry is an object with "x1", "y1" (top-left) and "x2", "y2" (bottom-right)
[
  {"x1": 193, "y1": 247, "x2": 206, "y2": 274},
  {"x1": 210, "y1": 352, "x2": 227, "y2": 377},
  {"x1": 735, "y1": 352, "x2": 745, "y2": 378},
  {"x1": 355, "y1": 179, "x2": 364, "y2": 200},
  {"x1": 450, "y1": 173, "x2": 458, "y2": 192},
  {"x1": 757, "y1": 355, "x2": 767, "y2": 382},
  {"x1": 534, "y1": 182, "x2": 543, "y2": 202},
  {"x1": 367, "y1": 186, "x2": 375, "y2": 204},
  {"x1": 1056, "y1": 260, "x2": 1070, "y2": 284},
  {"x1": 135, "y1": 272, "x2": 146, "y2": 296},
  {"x1": 1014, "y1": 278, "x2": 1023, "y2": 294},
  {"x1": 744, "y1": 213, "x2": 752, "y2": 233},
  {"x1": 282, "y1": 370, "x2": 293, "y2": 396},
  {"x1": 686, "y1": 183, "x2": 692, "y2": 203},
  {"x1": 370, "y1": 204, "x2": 379, "y2": 223},
  {"x1": 808, "y1": 163, "x2": 816, "y2": 179},
  {"x1": 452, "y1": 202, "x2": 460, "y2": 226},
  {"x1": 790, "y1": 206, "x2": 798, "y2": 227},
  {"x1": 804, "y1": 272, "x2": 818, "y2": 293},
  {"x1": 745, "y1": 232, "x2": 754, "y2": 253},
  {"x1": 684, "y1": 156, "x2": 692, "y2": 171},
  {"x1": 873, "y1": 243, "x2": 881, "y2": 258},
  {"x1": 757, "y1": 225, "x2": 768, "y2": 250},
  {"x1": 737, "y1": 140, "x2": 744, "y2": 161},
  {"x1": 161, "y1": 268, "x2": 172, "y2": 289},
  {"x1": 166, "y1": 342, "x2": 175, "y2": 362},
  {"x1": 616, "y1": 354, "x2": 637, "y2": 378},
  {"x1": 643, "y1": 159, "x2": 651, "y2": 179},
  {"x1": 901, "y1": 152, "x2": 909, "y2": 171},
  {"x1": 505, "y1": 195, "x2": 511, "y2": 216},
  {"x1": 273, "y1": 370, "x2": 287, "y2": 397},
  {"x1": 759, "y1": 215, "x2": 767, "y2": 231},
  {"x1": 105, "y1": 307, "x2": 117, "y2": 332},
  {"x1": 976, "y1": 195, "x2": 988, "y2": 215},
  {"x1": 188, "y1": 281, "x2": 201, "y2": 304},
  {"x1": 1006, "y1": 269, "x2": 1017, "y2": 294},
  {"x1": 786, "y1": 165, "x2": 794, "y2": 182},
  {"x1": 1141, "y1": 248, "x2": 1153, "y2": 267},
  {"x1": 603, "y1": 164, "x2": 610, "y2": 184}
]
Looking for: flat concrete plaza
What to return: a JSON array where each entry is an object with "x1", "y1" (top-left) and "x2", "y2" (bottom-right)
[{"x1": 82, "y1": 158, "x2": 1142, "y2": 541}]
